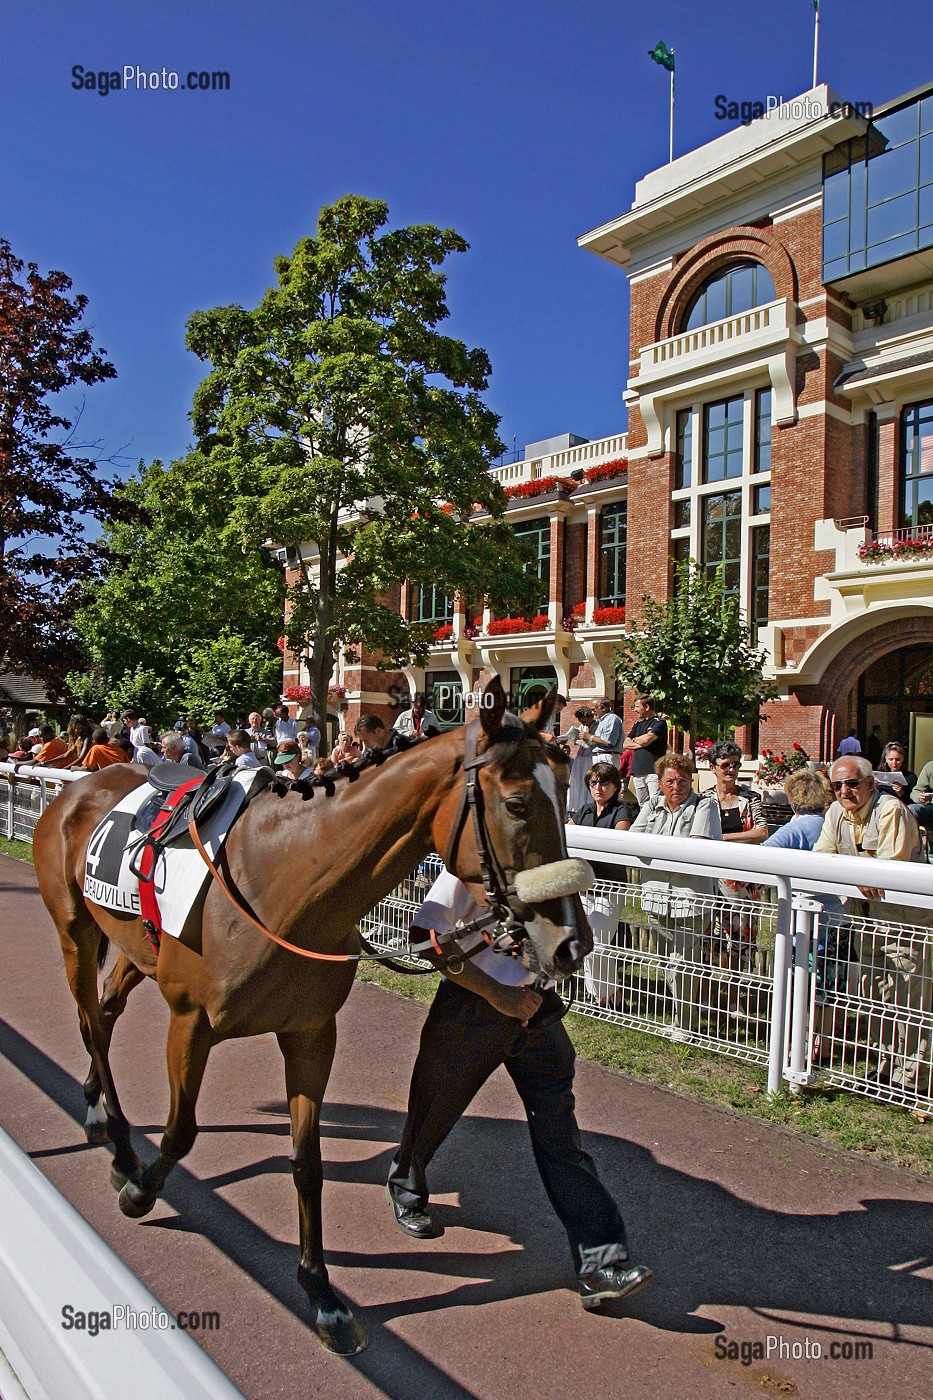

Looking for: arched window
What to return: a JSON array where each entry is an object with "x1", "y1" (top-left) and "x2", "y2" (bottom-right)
[{"x1": 684, "y1": 262, "x2": 776, "y2": 331}]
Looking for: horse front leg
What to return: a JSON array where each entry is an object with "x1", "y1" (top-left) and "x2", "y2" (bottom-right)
[
  {"x1": 278, "y1": 1025, "x2": 367, "y2": 1356},
  {"x1": 83, "y1": 954, "x2": 146, "y2": 1153},
  {"x1": 119, "y1": 1006, "x2": 213, "y2": 1218},
  {"x1": 61, "y1": 932, "x2": 140, "y2": 1188}
]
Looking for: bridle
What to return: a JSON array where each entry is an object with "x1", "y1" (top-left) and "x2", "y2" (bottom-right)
[
  {"x1": 442, "y1": 716, "x2": 535, "y2": 956},
  {"x1": 186, "y1": 720, "x2": 537, "y2": 967}
]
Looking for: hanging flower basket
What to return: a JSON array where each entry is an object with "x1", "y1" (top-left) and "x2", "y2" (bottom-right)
[{"x1": 756, "y1": 743, "x2": 809, "y2": 784}]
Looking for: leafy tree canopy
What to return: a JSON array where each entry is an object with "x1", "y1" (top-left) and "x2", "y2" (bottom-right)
[
  {"x1": 71, "y1": 453, "x2": 284, "y2": 724},
  {"x1": 0, "y1": 238, "x2": 135, "y2": 690},
  {"x1": 180, "y1": 632, "x2": 284, "y2": 722},
  {"x1": 185, "y1": 194, "x2": 538, "y2": 731},
  {"x1": 614, "y1": 560, "x2": 777, "y2": 750}
]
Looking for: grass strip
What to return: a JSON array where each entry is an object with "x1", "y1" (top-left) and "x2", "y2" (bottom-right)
[
  {"x1": 0, "y1": 835, "x2": 34, "y2": 864},
  {"x1": 356, "y1": 962, "x2": 933, "y2": 1178}
]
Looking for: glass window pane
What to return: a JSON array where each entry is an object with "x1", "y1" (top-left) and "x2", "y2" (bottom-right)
[
  {"x1": 920, "y1": 183, "x2": 933, "y2": 226},
  {"x1": 729, "y1": 264, "x2": 754, "y2": 315},
  {"x1": 706, "y1": 276, "x2": 728, "y2": 323},
  {"x1": 921, "y1": 134, "x2": 933, "y2": 186},
  {"x1": 754, "y1": 483, "x2": 771, "y2": 513},
  {"x1": 867, "y1": 192, "x2": 917, "y2": 246},
  {"x1": 867, "y1": 140, "x2": 918, "y2": 204},
  {"x1": 822, "y1": 218, "x2": 850, "y2": 261},
  {"x1": 823, "y1": 256, "x2": 849, "y2": 281},
  {"x1": 877, "y1": 105, "x2": 919, "y2": 148},
  {"x1": 823, "y1": 168, "x2": 849, "y2": 222},
  {"x1": 676, "y1": 409, "x2": 693, "y2": 490}
]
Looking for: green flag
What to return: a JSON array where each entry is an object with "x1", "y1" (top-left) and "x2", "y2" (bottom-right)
[
  {"x1": 648, "y1": 40, "x2": 675, "y2": 73},
  {"x1": 813, "y1": 0, "x2": 819, "y2": 11}
]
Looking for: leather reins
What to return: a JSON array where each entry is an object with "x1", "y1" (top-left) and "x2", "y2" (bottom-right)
[{"x1": 185, "y1": 721, "x2": 523, "y2": 967}]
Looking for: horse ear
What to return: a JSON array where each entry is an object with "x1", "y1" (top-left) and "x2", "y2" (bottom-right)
[
  {"x1": 478, "y1": 677, "x2": 507, "y2": 742},
  {"x1": 521, "y1": 684, "x2": 558, "y2": 733}
]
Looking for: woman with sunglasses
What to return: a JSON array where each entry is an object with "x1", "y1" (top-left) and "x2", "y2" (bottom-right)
[
  {"x1": 708, "y1": 740, "x2": 768, "y2": 844},
  {"x1": 568, "y1": 762, "x2": 636, "y2": 830}
]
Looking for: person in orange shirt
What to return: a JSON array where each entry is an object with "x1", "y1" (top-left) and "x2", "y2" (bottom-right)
[
  {"x1": 29, "y1": 725, "x2": 69, "y2": 766},
  {"x1": 75, "y1": 727, "x2": 130, "y2": 770}
]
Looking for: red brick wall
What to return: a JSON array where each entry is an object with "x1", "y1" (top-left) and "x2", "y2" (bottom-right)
[{"x1": 625, "y1": 454, "x2": 674, "y2": 624}]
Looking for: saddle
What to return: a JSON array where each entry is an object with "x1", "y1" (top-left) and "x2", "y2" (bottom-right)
[{"x1": 129, "y1": 762, "x2": 270, "y2": 948}]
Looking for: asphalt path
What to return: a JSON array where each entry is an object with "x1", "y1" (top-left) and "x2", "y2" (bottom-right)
[{"x1": 1, "y1": 853, "x2": 931, "y2": 1400}]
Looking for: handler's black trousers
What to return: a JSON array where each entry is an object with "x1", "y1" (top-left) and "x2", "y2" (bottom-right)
[{"x1": 387, "y1": 979, "x2": 629, "y2": 1273}]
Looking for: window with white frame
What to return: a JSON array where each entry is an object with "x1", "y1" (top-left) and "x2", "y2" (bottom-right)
[{"x1": 670, "y1": 387, "x2": 771, "y2": 629}]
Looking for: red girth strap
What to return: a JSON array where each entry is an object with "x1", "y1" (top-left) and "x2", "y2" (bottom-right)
[{"x1": 136, "y1": 776, "x2": 205, "y2": 948}]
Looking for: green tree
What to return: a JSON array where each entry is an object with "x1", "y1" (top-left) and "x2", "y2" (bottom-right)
[
  {"x1": 181, "y1": 632, "x2": 283, "y2": 723},
  {"x1": 185, "y1": 194, "x2": 538, "y2": 734},
  {"x1": 0, "y1": 238, "x2": 135, "y2": 690},
  {"x1": 613, "y1": 560, "x2": 777, "y2": 753},
  {"x1": 71, "y1": 453, "x2": 284, "y2": 716}
]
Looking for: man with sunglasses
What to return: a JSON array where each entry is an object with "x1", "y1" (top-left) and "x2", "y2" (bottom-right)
[{"x1": 814, "y1": 756, "x2": 931, "y2": 1089}]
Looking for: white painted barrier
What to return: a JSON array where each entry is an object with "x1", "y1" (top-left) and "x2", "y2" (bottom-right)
[{"x1": 0, "y1": 1127, "x2": 244, "y2": 1400}]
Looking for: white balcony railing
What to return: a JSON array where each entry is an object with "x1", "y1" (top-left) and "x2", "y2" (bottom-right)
[{"x1": 488, "y1": 432, "x2": 628, "y2": 489}]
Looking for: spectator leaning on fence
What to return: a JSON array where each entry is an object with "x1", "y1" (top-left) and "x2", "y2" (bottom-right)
[
  {"x1": 568, "y1": 762, "x2": 636, "y2": 1009},
  {"x1": 708, "y1": 740, "x2": 768, "y2": 844},
  {"x1": 910, "y1": 758, "x2": 933, "y2": 833},
  {"x1": 631, "y1": 753, "x2": 722, "y2": 1039},
  {"x1": 814, "y1": 755, "x2": 932, "y2": 1090}
]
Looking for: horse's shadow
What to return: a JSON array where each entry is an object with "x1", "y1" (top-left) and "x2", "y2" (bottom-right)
[{"x1": 2, "y1": 1013, "x2": 932, "y2": 1395}]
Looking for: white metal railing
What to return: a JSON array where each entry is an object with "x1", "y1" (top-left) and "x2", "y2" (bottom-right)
[
  {"x1": 0, "y1": 763, "x2": 87, "y2": 842},
  {"x1": 363, "y1": 827, "x2": 933, "y2": 1112},
  {"x1": 7, "y1": 770, "x2": 932, "y2": 1112},
  {"x1": 488, "y1": 432, "x2": 628, "y2": 488},
  {"x1": 0, "y1": 1126, "x2": 244, "y2": 1400}
]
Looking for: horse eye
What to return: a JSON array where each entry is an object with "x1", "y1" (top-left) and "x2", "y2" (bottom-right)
[{"x1": 505, "y1": 797, "x2": 527, "y2": 818}]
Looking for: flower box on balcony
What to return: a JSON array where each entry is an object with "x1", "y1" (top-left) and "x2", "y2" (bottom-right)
[
  {"x1": 485, "y1": 615, "x2": 550, "y2": 636},
  {"x1": 575, "y1": 459, "x2": 628, "y2": 488},
  {"x1": 504, "y1": 475, "x2": 572, "y2": 501},
  {"x1": 591, "y1": 605, "x2": 626, "y2": 627},
  {"x1": 432, "y1": 623, "x2": 454, "y2": 643}
]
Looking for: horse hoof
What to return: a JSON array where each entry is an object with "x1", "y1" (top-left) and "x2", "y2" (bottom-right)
[
  {"x1": 85, "y1": 1121, "x2": 111, "y2": 1147},
  {"x1": 118, "y1": 1181, "x2": 157, "y2": 1218},
  {"x1": 110, "y1": 1164, "x2": 132, "y2": 1192},
  {"x1": 314, "y1": 1312, "x2": 367, "y2": 1356}
]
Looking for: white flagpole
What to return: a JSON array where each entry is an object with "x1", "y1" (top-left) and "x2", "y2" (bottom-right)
[
  {"x1": 813, "y1": 3, "x2": 820, "y2": 88},
  {"x1": 670, "y1": 54, "x2": 675, "y2": 163}
]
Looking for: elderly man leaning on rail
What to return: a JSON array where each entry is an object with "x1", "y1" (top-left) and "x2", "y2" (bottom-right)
[{"x1": 814, "y1": 755, "x2": 932, "y2": 1091}]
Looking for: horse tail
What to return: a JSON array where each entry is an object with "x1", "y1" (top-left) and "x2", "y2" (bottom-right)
[{"x1": 97, "y1": 935, "x2": 110, "y2": 972}]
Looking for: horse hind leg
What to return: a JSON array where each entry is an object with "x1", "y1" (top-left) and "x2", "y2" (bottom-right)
[
  {"x1": 119, "y1": 1006, "x2": 213, "y2": 1218},
  {"x1": 277, "y1": 1025, "x2": 367, "y2": 1356},
  {"x1": 82, "y1": 954, "x2": 146, "y2": 1151}
]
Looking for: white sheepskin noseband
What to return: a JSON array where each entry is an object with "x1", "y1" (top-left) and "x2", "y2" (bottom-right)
[{"x1": 512, "y1": 858, "x2": 594, "y2": 903}]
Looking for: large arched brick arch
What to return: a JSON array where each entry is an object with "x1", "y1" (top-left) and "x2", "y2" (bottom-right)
[
  {"x1": 810, "y1": 614, "x2": 933, "y2": 714},
  {"x1": 656, "y1": 227, "x2": 798, "y2": 342}
]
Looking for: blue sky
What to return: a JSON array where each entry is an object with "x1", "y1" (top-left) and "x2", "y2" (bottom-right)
[{"x1": 3, "y1": 0, "x2": 930, "y2": 473}]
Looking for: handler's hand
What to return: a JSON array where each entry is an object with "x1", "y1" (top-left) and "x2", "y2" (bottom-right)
[
  {"x1": 858, "y1": 885, "x2": 885, "y2": 901},
  {"x1": 491, "y1": 984, "x2": 543, "y2": 1026}
]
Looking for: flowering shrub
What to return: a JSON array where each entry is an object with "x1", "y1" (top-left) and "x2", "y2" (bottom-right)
[
  {"x1": 693, "y1": 738, "x2": 715, "y2": 764},
  {"x1": 432, "y1": 622, "x2": 454, "y2": 643},
  {"x1": 592, "y1": 604, "x2": 626, "y2": 626},
  {"x1": 486, "y1": 614, "x2": 550, "y2": 636},
  {"x1": 858, "y1": 535, "x2": 933, "y2": 563},
  {"x1": 756, "y1": 743, "x2": 809, "y2": 784},
  {"x1": 504, "y1": 475, "x2": 571, "y2": 500},
  {"x1": 578, "y1": 458, "x2": 628, "y2": 487}
]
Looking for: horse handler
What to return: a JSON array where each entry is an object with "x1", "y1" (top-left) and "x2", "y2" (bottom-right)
[{"x1": 386, "y1": 867, "x2": 653, "y2": 1310}]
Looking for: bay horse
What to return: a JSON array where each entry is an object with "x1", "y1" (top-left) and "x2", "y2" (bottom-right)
[{"x1": 32, "y1": 681, "x2": 592, "y2": 1355}]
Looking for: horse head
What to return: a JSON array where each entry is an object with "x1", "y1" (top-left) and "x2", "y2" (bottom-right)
[{"x1": 434, "y1": 678, "x2": 594, "y2": 979}]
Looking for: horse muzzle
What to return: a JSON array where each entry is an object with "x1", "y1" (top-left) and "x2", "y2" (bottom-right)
[{"x1": 510, "y1": 860, "x2": 595, "y2": 978}]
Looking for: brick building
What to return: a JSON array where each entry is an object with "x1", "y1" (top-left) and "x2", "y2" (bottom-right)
[{"x1": 285, "y1": 80, "x2": 933, "y2": 764}]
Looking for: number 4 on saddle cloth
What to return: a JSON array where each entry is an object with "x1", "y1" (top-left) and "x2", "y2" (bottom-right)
[{"x1": 83, "y1": 763, "x2": 267, "y2": 949}]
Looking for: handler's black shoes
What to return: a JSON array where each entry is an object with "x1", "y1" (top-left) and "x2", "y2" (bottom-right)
[
  {"x1": 385, "y1": 1183, "x2": 440, "y2": 1239},
  {"x1": 578, "y1": 1262, "x2": 654, "y2": 1310}
]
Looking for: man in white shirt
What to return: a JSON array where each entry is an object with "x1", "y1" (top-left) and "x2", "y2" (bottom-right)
[
  {"x1": 386, "y1": 869, "x2": 653, "y2": 1312},
  {"x1": 587, "y1": 698, "x2": 625, "y2": 769},
  {"x1": 274, "y1": 704, "x2": 300, "y2": 744},
  {"x1": 227, "y1": 729, "x2": 263, "y2": 769},
  {"x1": 211, "y1": 711, "x2": 232, "y2": 738}
]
